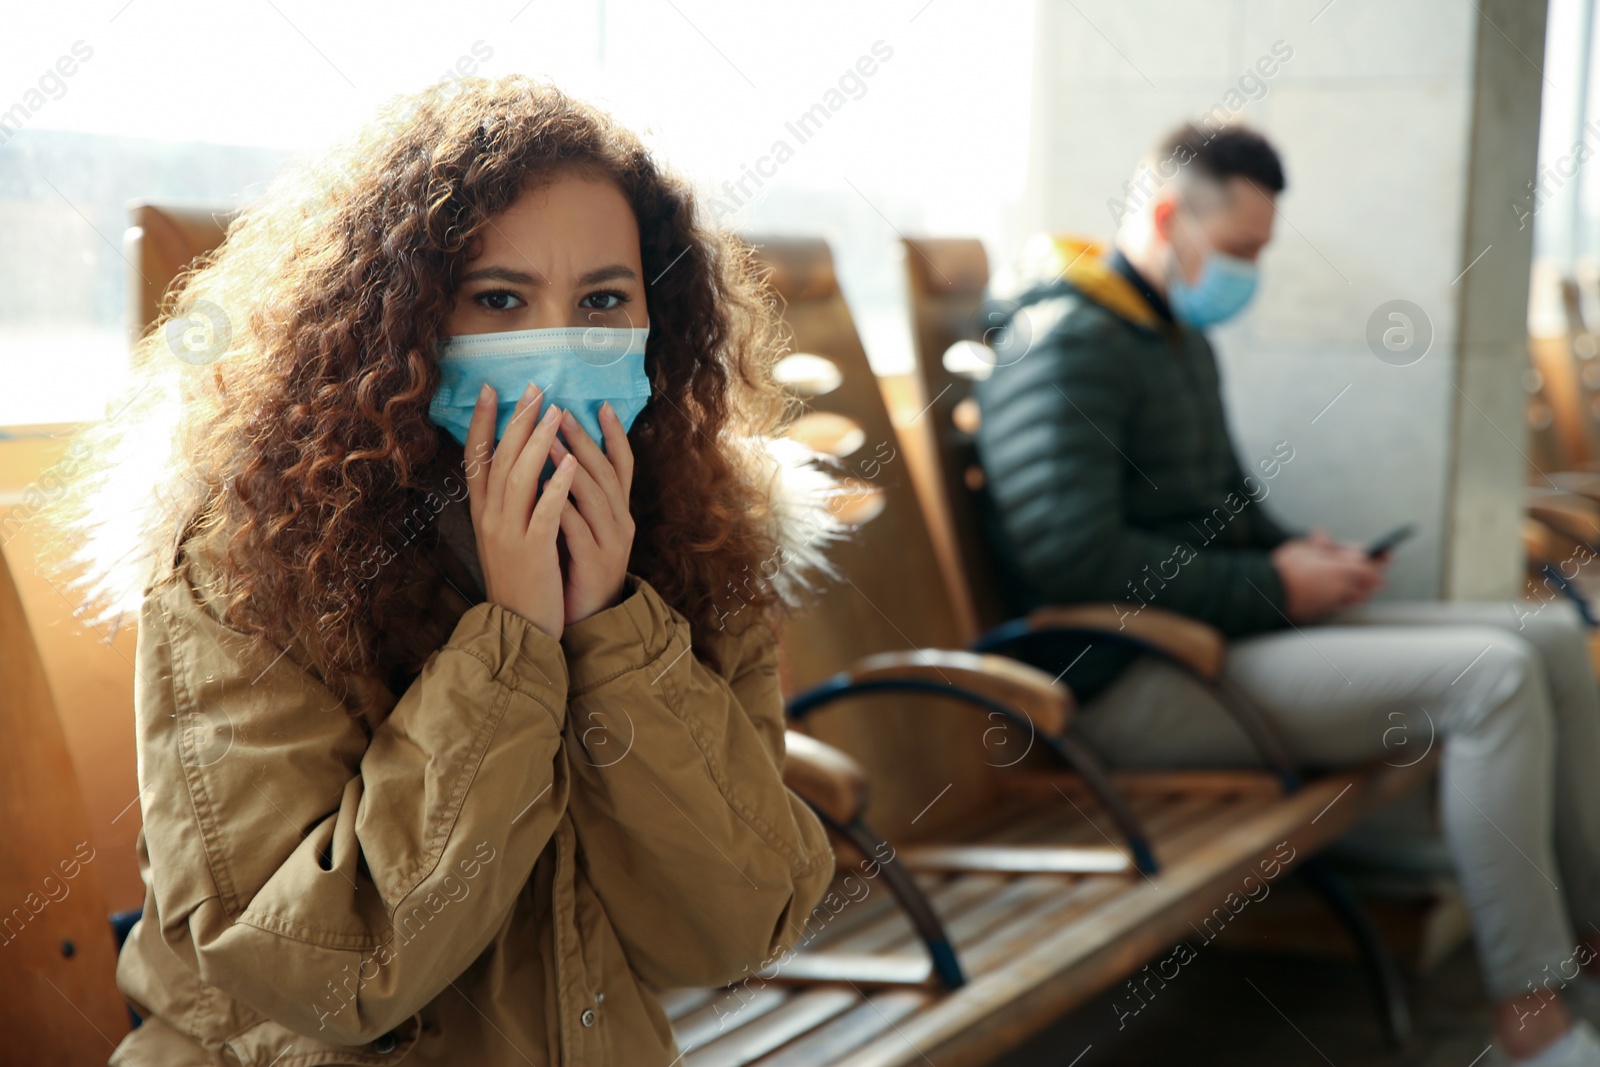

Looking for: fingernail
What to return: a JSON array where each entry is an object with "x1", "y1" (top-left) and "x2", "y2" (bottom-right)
[
  {"x1": 477, "y1": 383, "x2": 493, "y2": 405},
  {"x1": 543, "y1": 404, "x2": 562, "y2": 425},
  {"x1": 600, "y1": 400, "x2": 613, "y2": 418}
]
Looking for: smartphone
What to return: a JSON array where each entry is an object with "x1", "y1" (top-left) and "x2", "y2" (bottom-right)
[{"x1": 1366, "y1": 523, "x2": 1416, "y2": 559}]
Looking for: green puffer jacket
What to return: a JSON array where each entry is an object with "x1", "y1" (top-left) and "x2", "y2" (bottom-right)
[{"x1": 972, "y1": 237, "x2": 1300, "y2": 701}]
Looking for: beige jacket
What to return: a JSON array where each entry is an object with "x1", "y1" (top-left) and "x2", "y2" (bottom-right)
[{"x1": 109, "y1": 475, "x2": 838, "y2": 1066}]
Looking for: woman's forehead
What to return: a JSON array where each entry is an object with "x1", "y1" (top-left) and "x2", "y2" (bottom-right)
[{"x1": 467, "y1": 174, "x2": 642, "y2": 283}]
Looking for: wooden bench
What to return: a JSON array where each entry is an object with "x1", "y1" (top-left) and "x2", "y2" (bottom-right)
[
  {"x1": 6, "y1": 205, "x2": 1436, "y2": 1065},
  {"x1": 657, "y1": 765, "x2": 1422, "y2": 1066},
  {"x1": 896, "y1": 235, "x2": 1467, "y2": 972},
  {"x1": 1492, "y1": 264, "x2": 1600, "y2": 658},
  {"x1": 641, "y1": 235, "x2": 1433, "y2": 1064}
]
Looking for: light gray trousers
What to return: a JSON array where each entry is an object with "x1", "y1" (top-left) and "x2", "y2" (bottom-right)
[{"x1": 1076, "y1": 599, "x2": 1600, "y2": 1003}]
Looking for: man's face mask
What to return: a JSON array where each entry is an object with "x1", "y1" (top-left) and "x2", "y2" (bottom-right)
[
  {"x1": 1165, "y1": 211, "x2": 1259, "y2": 328},
  {"x1": 428, "y1": 325, "x2": 652, "y2": 460}
]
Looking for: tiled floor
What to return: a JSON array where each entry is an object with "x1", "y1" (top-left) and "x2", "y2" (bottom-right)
[{"x1": 995, "y1": 942, "x2": 1493, "y2": 1067}]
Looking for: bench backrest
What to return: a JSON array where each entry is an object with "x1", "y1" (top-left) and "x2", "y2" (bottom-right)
[
  {"x1": 901, "y1": 237, "x2": 1016, "y2": 634},
  {"x1": 748, "y1": 236, "x2": 1007, "y2": 838},
  {"x1": 125, "y1": 201, "x2": 239, "y2": 344},
  {"x1": 36, "y1": 204, "x2": 242, "y2": 910},
  {"x1": 0, "y1": 544, "x2": 130, "y2": 1059},
  {"x1": 1526, "y1": 268, "x2": 1600, "y2": 474}
]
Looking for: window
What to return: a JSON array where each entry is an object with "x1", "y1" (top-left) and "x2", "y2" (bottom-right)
[{"x1": 0, "y1": 0, "x2": 1032, "y2": 428}]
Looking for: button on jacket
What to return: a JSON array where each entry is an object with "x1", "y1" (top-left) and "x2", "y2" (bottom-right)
[{"x1": 109, "y1": 485, "x2": 836, "y2": 1066}]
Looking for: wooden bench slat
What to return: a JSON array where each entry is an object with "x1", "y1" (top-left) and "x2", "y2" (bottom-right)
[
  {"x1": 797, "y1": 873, "x2": 1003, "y2": 954},
  {"x1": 1150, "y1": 794, "x2": 1289, "y2": 870},
  {"x1": 1006, "y1": 768, "x2": 1286, "y2": 801},
  {"x1": 958, "y1": 878, "x2": 1131, "y2": 977},
  {"x1": 779, "y1": 873, "x2": 1045, "y2": 984},
  {"x1": 754, "y1": 953, "x2": 933, "y2": 987},
  {"x1": 751, "y1": 991, "x2": 927, "y2": 1067},
  {"x1": 906, "y1": 767, "x2": 1179, "y2": 847},
  {"x1": 800, "y1": 796, "x2": 1222, "y2": 979},
  {"x1": 1014, "y1": 791, "x2": 1224, "y2": 860},
  {"x1": 948, "y1": 785, "x2": 1187, "y2": 852},
  {"x1": 934, "y1": 872, "x2": 1083, "y2": 950},
  {"x1": 729, "y1": 786, "x2": 1381, "y2": 1064},
  {"x1": 658, "y1": 764, "x2": 1429, "y2": 1067},
  {"x1": 742, "y1": 875, "x2": 1152, "y2": 1067},
  {"x1": 899, "y1": 844, "x2": 1132, "y2": 874},
  {"x1": 660, "y1": 986, "x2": 721, "y2": 1022},
  {"x1": 673, "y1": 987, "x2": 788, "y2": 1051},
  {"x1": 685, "y1": 990, "x2": 862, "y2": 1067},
  {"x1": 781, "y1": 794, "x2": 1228, "y2": 992},
  {"x1": 827, "y1": 761, "x2": 1433, "y2": 1067}
]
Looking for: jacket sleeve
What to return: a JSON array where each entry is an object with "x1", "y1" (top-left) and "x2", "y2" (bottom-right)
[
  {"x1": 558, "y1": 573, "x2": 835, "y2": 990},
  {"x1": 1242, "y1": 496, "x2": 1299, "y2": 550},
  {"x1": 974, "y1": 312, "x2": 1290, "y2": 637},
  {"x1": 1230, "y1": 449, "x2": 1301, "y2": 550},
  {"x1": 133, "y1": 551, "x2": 571, "y2": 1045}
]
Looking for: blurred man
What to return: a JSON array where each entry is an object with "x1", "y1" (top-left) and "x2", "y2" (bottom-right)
[{"x1": 974, "y1": 121, "x2": 1600, "y2": 1066}]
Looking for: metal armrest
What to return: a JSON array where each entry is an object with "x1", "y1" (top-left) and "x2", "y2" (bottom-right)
[
  {"x1": 1550, "y1": 470, "x2": 1600, "y2": 502},
  {"x1": 975, "y1": 603, "x2": 1226, "y2": 682},
  {"x1": 1526, "y1": 515, "x2": 1562, "y2": 563},
  {"x1": 778, "y1": 726, "x2": 968, "y2": 990},
  {"x1": 974, "y1": 603, "x2": 1301, "y2": 791},
  {"x1": 786, "y1": 647, "x2": 1072, "y2": 736},
  {"x1": 782, "y1": 730, "x2": 870, "y2": 826},
  {"x1": 1528, "y1": 487, "x2": 1600, "y2": 550},
  {"x1": 784, "y1": 649, "x2": 1159, "y2": 874}
]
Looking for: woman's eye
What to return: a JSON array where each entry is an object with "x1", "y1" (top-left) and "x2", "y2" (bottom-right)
[
  {"x1": 579, "y1": 290, "x2": 629, "y2": 312},
  {"x1": 475, "y1": 290, "x2": 524, "y2": 312}
]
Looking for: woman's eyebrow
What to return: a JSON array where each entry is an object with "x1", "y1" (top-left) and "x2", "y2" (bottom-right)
[
  {"x1": 459, "y1": 265, "x2": 543, "y2": 285},
  {"x1": 457, "y1": 264, "x2": 637, "y2": 286},
  {"x1": 577, "y1": 264, "x2": 638, "y2": 286}
]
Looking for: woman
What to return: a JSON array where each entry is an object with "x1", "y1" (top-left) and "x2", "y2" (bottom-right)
[{"x1": 47, "y1": 76, "x2": 844, "y2": 1065}]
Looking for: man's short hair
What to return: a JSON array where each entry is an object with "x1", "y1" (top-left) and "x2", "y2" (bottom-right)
[{"x1": 1158, "y1": 121, "x2": 1287, "y2": 194}]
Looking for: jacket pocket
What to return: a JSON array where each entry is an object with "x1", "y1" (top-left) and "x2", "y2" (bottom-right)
[{"x1": 222, "y1": 1012, "x2": 422, "y2": 1066}]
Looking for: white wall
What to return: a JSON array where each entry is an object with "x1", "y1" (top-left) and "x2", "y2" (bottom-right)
[{"x1": 1024, "y1": 0, "x2": 1546, "y2": 600}]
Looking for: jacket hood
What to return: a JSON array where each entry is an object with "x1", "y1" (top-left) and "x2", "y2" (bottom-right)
[
  {"x1": 737, "y1": 433, "x2": 852, "y2": 607},
  {"x1": 997, "y1": 233, "x2": 1164, "y2": 331}
]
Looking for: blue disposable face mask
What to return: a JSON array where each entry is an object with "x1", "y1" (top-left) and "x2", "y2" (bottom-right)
[
  {"x1": 429, "y1": 325, "x2": 652, "y2": 464},
  {"x1": 1166, "y1": 246, "x2": 1259, "y2": 328}
]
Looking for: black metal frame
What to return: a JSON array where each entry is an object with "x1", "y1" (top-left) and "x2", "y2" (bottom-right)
[
  {"x1": 973, "y1": 616, "x2": 1414, "y2": 1046},
  {"x1": 809, "y1": 807, "x2": 967, "y2": 989},
  {"x1": 785, "y1": 668, "x2": 1160, "y2": 992},
  {"x1": 788, "y1": 673, "x2": 1158, "y2": 874}
]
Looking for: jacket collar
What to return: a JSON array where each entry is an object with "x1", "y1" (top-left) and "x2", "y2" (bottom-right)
[
  {"x1": 1105, "y1": 247, "x2": 1175, "y2": 325},
  {"x1": 1008, "y1": 234, "x2": 1167, "y2": 334}
]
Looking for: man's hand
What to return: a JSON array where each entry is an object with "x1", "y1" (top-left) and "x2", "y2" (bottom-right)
[{"x1": 1271, "y1": 528, "x2": 1386, "y2": 622}]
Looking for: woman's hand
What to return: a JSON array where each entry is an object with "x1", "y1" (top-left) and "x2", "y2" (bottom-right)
[
  {"x1": 548, "y1": 401, "x2": 637, "y2": 625},
  {"x1": 464, "y1": 382, "x2": 578, "y2": 640}
]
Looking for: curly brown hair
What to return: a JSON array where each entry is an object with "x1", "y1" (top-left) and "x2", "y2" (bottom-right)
[{"x1": 43, "y1": 75, "x2": 804, "y2": 694}]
